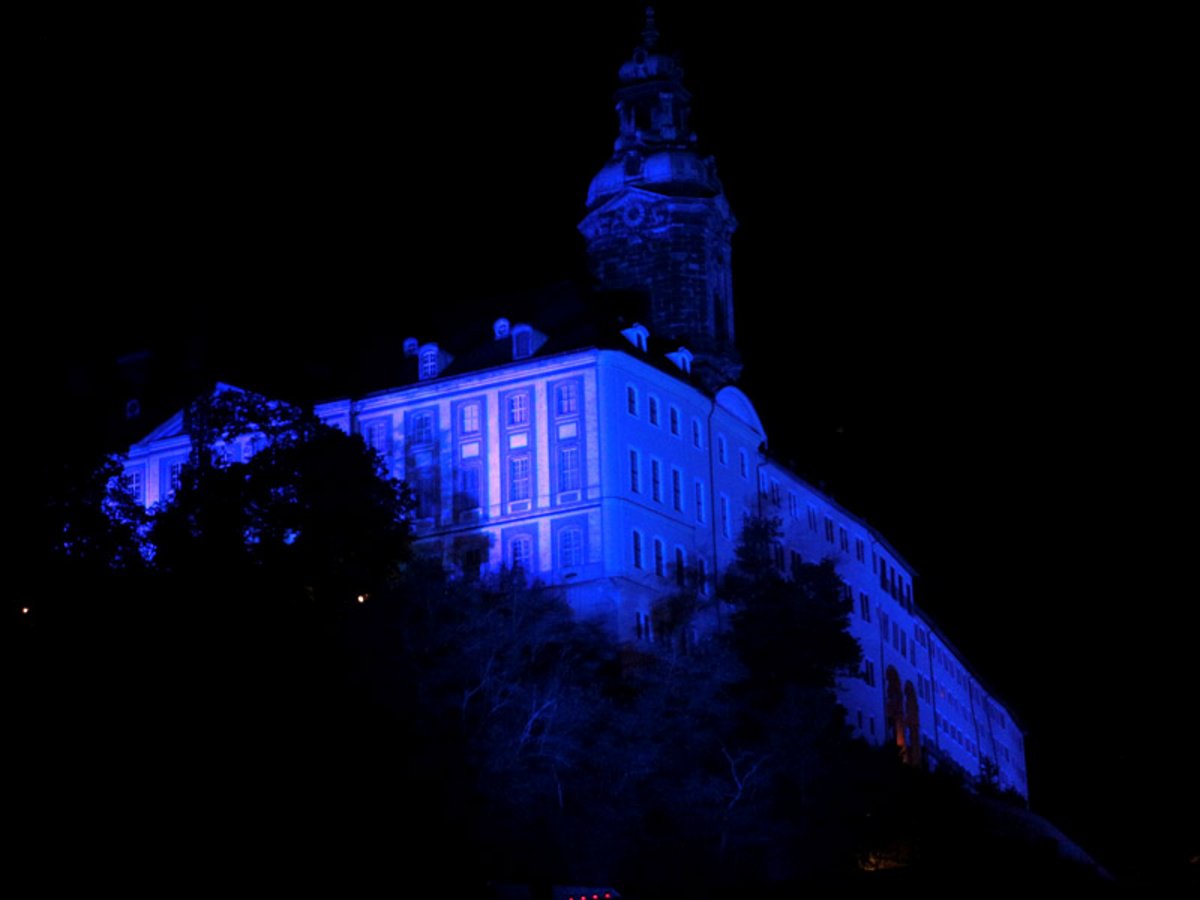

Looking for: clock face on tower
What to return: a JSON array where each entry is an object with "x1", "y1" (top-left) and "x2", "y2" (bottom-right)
[{"x1": 623, "y1": 202, "x2": 646, "y2": 228}]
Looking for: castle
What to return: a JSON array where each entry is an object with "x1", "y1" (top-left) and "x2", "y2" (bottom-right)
[{"x1": 122, "y1": 11, "x2": 1027, "y2": 798}]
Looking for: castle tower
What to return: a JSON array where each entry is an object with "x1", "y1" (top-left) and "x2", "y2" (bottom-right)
[{"x1": 579, "y1": 8, "x2": 740, "y2": 384}]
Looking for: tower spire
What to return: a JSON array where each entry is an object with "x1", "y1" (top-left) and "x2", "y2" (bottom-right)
[
  {"x1": 641, "y1": 6, "x2": 660, "y2": 50},
  {"x1": 578, "y1": 11, "x2": 741, "y2": 385}
]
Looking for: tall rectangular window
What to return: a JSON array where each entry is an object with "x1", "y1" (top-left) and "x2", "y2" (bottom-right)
[
  {"x1": 510, "y1": 535, "x2": 532, "y2": 571},
  {"x1": 654, "y1": 538, "x2": 665, "y2": 577},
  {"x1": 508, "y1": 393, "x2": 529, "y2": 426},
  {"x1": 671, "y1": 468, "x2": 683, "y2": 511},
  {"x1": 458, "y1": 466, "x2": 480, "y2": 509},
  {"x1": 697, "y1": 556, "x2": 708, "y2": 594},
  {"x1": 788, "y1": 492, "x2": 799, "y2": 519},
  {"x1": 651, "y1": 459, "x2": 662, "y2": 502},
  {"x1": 855, "y1": 537, "x2": 865, "y2": 562},
  {"x1": 559, "y1": 445, "x2": 581, "y2": 492},
  {"x1": 669, "y1": 406, "x2": 680, "y2": 435},
  {"x1": 559, "y1": 527, "x2": 583, "y2": 568},
  {"x1": 824, "y1": 517, "x2": 835, "y2": 543},
  {"x1": 694, "y1": 481, "x2": 705, "y2": 522},
  {"x1": 126, "y1": 468, "x2": 144, "y2": 504},
  {"x1": 648, "y1": 396, "x2": 659, "y2": 426},
  {"x1": 739, "y1": 449, "x2": 748, "y2": 478},
  {"x1": 460, "y1": 403, "x2": 480, "y2": 434},
  {"x1": 364, "y1": 419, "x2": 389, "y2": 453},
  {"x1": 627, "y1": 385, "x2": 638, "y2": 415},
  {"x1": 692, "y1": 419, "x2": 702, "y2": 448},
  {"x1": 807, "y1": 506, "x2": 818, "y2": 531},
  {"x1": 633, "y1": 530, "x2": 643, "y2": 569},
  {"x1": 675, "y1": 547, "x2": 686, "y2": 586},
  {"x1": 864, "y1": 660, "x2": 876, "y2": 687},
  {"x1": 839, "y1": 526, "x2": 849, "y2": 552},
  {"x1": 509, "y1": 455, "x2": 531, "y2": 502},
  {"x1": 411, "y1": 412, "x2": 433, "y2": 445},
  {"x1": 720, "y1": 495, "x2": 731, "y2": 538},
  {"x1": 629, "y1": 449, "x2": 640, "y2": 493},
  {"x1": 718, "y1": 435, "x2": 727, "y2": 465},
  {"x1": 859, "y1": 593, "x2": 871, "y2": 622},
  {"x1": 556, "y1": 383, "x2": 578, "y2": 416}
]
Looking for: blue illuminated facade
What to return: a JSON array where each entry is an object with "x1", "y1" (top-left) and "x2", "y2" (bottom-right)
[{"x1": 123, "y1": 12, "x2": 1027, "y2": 797}]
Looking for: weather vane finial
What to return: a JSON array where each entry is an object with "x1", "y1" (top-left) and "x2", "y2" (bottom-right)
[{"x1": 642, "y1": 6, "x2": 659, "y2": 49}]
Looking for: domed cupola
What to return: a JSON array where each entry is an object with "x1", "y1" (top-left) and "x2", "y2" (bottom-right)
[{"x1": 580, "y1": 7, "x2": 740, "y2": 384}]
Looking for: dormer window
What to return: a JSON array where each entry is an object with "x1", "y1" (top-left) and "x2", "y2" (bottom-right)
[
  {"x1": 621, "y1": 323, "x2": 649, "y2": 352},
  {"x1": 512, "y1": 324, "x2": 533, "y2": 359},
  {"x1": 419, "y1": 344, "x2": 440, "y2": 380},
  {"x1": 493, "y1": 318, "x2": 510, "y2": 340},
  {"x1": 403, "y1": 337, "x2": 419, "y2": 357},
  {"x1": 666, "y1": 346, "x2": 694, "y2": 374}
]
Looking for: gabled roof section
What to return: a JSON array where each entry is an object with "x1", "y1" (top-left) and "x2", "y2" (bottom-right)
[
  {"x1": 130, "y1": 382, "x2": 248, "y2": 448},
  {"x1": 716, "y1": 386, "x2": 766, "y2": 439}
]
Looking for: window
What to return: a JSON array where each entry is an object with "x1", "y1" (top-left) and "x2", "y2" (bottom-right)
[
  {"x1": 691, "y1": 419, "x2": 702, "y2": 448},
  {"x1": 627, "y1": 385, "x2": 638, "y2": 415},
  {"x1": 654, "y1": 539, "x2": 665, "y2": 577},
  {"x1": 364, "y1": 418, "x2": 389, "y2": 453},
  {"x1": 788, "y1": 492, "x2": 799, "y2": 519},
  {"x1": 807, "y1": 506, "x2": 818, "y2": 531},
  {"x1": 559, "y1": 445, "x2": 581, "y2": 492},
  {"x1": 697, "y1": 556, "x2": 708, "y2": 594},
  {"x1": 632, "y1": 530, "x2": 644, "y2": 569},
  {"x1": 458, "y1": 466, "x2": 480, "y2": 509},
  {"x1": 419, "y1": 344, "x2": 439, "y2": 380},
  {"x1": 509, "y1": 455, "x2": 531, "y2": 502},
  {"x1": 739, "y1": 449, "x2": 748, "y2": 478},
  {"x1": 559, "y1": 527, "x2": 583, "y2": 568},
  {"x1": 126, "y1": 468, "x2": 145, "y2": 504},
  {"x1": 511, "y1": 535, "x2": 532, "y2": 571},
  {"x1": 411, "y1": 411, "x2": 433, "y2": 445},
  {"x1": 669, "y1": 406, "x2": 680, "y2": 435},
  {"x1": 648, "y1": 396, "x2": 660, "y2": 426},
  {"x1": 720, "y1": 495, "x2": 731, "y2": 538},
  {"x1": 555, "y1": 383, "x2": 578, "y2": 416},
  {"x1": 770, "y1": 480, "x2": 781, "y2": 506},
  {"x1": 864, "y1": 659, "x2": 876, "y2": 687},
  {"x1": 870, "y1": 716, "x2": 876, "y2": 737},
  {"x1": 636, "y1": 610, "x2": 652, "y2": 642},
  {"x1": 855, "y1": 537, "x2": 865, "y2": 562},
  {"x1": 460, "y1": 403, "x2": 480, "y2": 434},
  {"x1": 859, "y1": 592, "x2": 871, "y2": 622},
  {"x1": 508, "y1": 393, "x2": 529, "y2": 426},
  {"x1": 651, "y1": 459, "x2": 662, "y2": 502},
  {"x1": 629, "y1": 449, "x2": 640, "y2": 493},
  {"x1": 694, "y1": 481, "x2": 705, "y2": 522},
  {"x1": 900, "y1": 630, "x2": 908, "y2": 657},
  {"x1": 839, "y1": 526, "x2": 849, "y2": 552},
  {"x1": 671, "y1": 468, "x2": 683, "y2": 511},
  {"x1": 824, "y1": 517, "x2": 835, "y2": 543},
  {"x1": 675, "y1": 547, "x2": 686, "y2": 586},
  {"x1": 880, "y1": 560, "x2": 889, "y2": 591},
  {"x1": 717, "y1": 435, "x2": 727, "y2": 464}
]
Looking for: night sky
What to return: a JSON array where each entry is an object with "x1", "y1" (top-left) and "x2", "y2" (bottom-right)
[{"x1": 21, "y1": 4, "x2": 1192, "y2": 878}]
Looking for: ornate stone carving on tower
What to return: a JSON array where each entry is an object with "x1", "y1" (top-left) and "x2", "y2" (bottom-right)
[{"x1": 579, "y1": 8, "x2": 741, "y2": 385}]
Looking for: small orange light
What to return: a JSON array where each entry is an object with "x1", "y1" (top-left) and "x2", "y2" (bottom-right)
[
  {"x1": 357, "y1": 595, "x2": 365, "y2": 603},
  {"x1": 21, "y1": 607, "x2": 30, "y2": 614}
]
